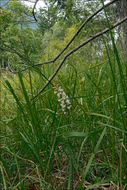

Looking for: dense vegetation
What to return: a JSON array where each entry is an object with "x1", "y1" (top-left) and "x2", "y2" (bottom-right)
[{"x1": 0, "y1": 0, "x2": 127, "y2": 189}]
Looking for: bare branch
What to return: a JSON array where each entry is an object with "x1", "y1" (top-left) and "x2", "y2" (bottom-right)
[
  {"x1": 19, "y1": 0, "x2": 119, "y2": 72},
  {"x1": 51, "y1": 0, "x2": 118, "y2": 62},
  {"x1": 31, "y1": 16, "x2": 127, "y2": 101},
  {"x1": 32, "y1": 0, "x2": 39, "y2": 22}
]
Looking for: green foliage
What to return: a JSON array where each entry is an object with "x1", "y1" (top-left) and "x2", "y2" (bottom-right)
[{"x1": 0, "y1": 1, "x2": 127, "y2": 189}]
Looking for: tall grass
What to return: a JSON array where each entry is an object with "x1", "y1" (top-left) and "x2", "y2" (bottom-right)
[{"x1": 1, "y1": 22, "x2": 127, "y2": 190}]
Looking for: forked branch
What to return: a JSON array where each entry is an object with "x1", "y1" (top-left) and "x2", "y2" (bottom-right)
[
  {"x1": 31, "y1": 16, "x2": 127, "y2": 101},
  {"x1": 19, "y1": 0, "x2": 119, "y2": 73}
]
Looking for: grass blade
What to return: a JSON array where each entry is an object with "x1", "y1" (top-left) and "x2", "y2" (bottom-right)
[{"x1": 79, "y1": 127, "x2": 106, "y2": 189}]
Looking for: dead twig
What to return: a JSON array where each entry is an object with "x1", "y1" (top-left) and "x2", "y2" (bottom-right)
[{"x1": 31, "y1": 16, "x2": 127, "y2": 101}]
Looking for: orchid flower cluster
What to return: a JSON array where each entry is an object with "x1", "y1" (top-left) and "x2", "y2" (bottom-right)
[{"x1": 53, "y1": 84, "x2": 72, "y2": 114}]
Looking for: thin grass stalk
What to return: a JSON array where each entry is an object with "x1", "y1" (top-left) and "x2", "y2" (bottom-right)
[
  {"x1": 102, "y1": 0, "x2": 127, "y2": 182},
  {"x1": 103, "y1": 38, "x2": 125, "y2": 127},
  {"x1": 101, "y1": 0, "x2": 127, "y2": 128},
  {"x1": 79, "y1": 127, "x2": 106, "y2": 189},
  {"x1": 0, "y1": 163, "x2": 7, "y2": 190}
]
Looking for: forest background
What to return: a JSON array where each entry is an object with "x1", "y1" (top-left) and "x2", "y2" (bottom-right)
[{"x1": 0, "y1": 0, "x2": 127, "y2": 189}]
